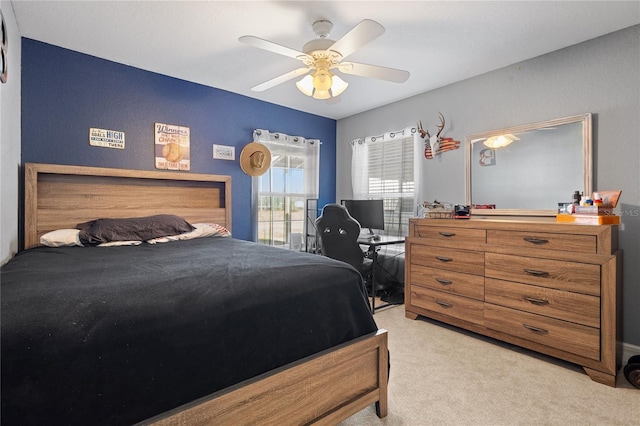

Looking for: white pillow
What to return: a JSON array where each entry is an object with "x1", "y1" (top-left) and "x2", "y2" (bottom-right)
[
  {"x1": 40, "y1": 229, "x2": 83, "y2": 247},
  {"x1": 183, "y1": 223, "x2": 231, "y2": 239},
  {"x1": 145, "y1": 235, "x2": 180, "y2": 244},
  {"x1": 97, "y1": 240, "x2": 143, "y2": 247},
  {"x1": 146, "y1": 223, "x2": 231, "y2": 244}
]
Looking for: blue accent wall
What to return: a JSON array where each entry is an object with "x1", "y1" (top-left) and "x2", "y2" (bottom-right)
[{"x1": 21, "y1": 39, "x2": 336, "y2": 241}]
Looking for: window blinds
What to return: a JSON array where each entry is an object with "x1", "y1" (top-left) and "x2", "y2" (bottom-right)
[{"x1": 351, "y1": 127, "x2": 421, "y2": 236}]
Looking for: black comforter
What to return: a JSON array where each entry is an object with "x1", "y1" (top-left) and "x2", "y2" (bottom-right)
[{"x1": 1, "y1": 238, "x2": 377, "y2": 425}]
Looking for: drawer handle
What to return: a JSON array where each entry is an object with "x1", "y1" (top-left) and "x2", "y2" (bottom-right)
[
  {"x1": 524, "y1": 296, "x2": 550, "y2": 306},
  {"x1": 436, "y1": 278, "x2": 452, "y2": 285},
  {"x1": 523, "y1": 323, "x2": 549, "y2": 334},
  {"x1": 524, "y1": 269, "x2": 550, "y2": 277},
  {"x1": 436, "y1": 256, "x2": 453, "y2": 262},
  {"x1": 523, "y1": 236, "x2": 549, "y2": 245},
  {"x1": 435, "y1": 300, "x2": 453, "y2": 308},
  {"x1": 438, "y1": 231, "x2": 456, "y2": 237}
]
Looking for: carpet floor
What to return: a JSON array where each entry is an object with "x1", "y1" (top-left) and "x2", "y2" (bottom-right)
[{"x1": 339, "y1": 305, "x2": 639, "y2": 426}]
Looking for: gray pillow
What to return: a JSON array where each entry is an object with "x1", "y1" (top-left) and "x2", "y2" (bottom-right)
[{"x1": 77, "y1": 214, "x2": 194, "y2": 246}]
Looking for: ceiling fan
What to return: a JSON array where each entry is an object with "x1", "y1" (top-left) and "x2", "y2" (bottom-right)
[{"x1": 238, "y1": 19, "x2": 410, "y2": 100}]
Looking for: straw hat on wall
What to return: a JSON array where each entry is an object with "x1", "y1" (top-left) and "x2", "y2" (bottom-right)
[{"x1": 240, "y1": 142, "x2": 271, "y2": 176}]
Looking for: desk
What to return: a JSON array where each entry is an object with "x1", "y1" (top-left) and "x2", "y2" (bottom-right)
[{"x1": 357, "y1": 235, "x2": 405, "y2": 313}]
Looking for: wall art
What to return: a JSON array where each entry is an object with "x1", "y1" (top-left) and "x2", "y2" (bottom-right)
[{"x1": 154, "y1": 123, "x2": 190, "y2": 171}]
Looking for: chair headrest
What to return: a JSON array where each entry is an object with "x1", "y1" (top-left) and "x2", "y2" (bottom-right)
[
  {"x1": 314, "y1": 204, "x2": 364, "y2": 270},
  {"x1": 317, "y1": 204, "x2": 361, "y2": 234}
]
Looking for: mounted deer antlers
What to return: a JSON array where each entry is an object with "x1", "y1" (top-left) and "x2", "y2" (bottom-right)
[
  {"x1": 417, "y1": 120, "x2": 428, "y2": 139},
  {"x1": 417, "y1": 112, "x2": 460, "y2": 159},
  {"x1": 435, "y1": 112, "x2": 445, "y2": 136}
]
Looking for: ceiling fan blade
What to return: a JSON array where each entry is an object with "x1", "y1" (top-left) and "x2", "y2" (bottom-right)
[
  {"x1": 239, "y1": 35, "x2": 311, "y2": 61},
  {"x1": 337, "y1": 62, "x2": 410, "y2": 83},
  {"x1": 251, "y1": 67, "x2": 311, "y2": 92},
  {"x1": 328, "y1": 19, "x2": 385, "y2": 60}
]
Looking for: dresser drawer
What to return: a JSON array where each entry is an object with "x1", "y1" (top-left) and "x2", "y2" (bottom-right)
[
  {"x1": 410, "y1": 264, "x2": 484, "y2": 300},
  {"x1": 487, "y1": 229, "x2": 596, "y2": 254},
  {"x1": 414, "y1": 226, "x2": 486, "y2": 245},
  {"x1": 411, "y1": 245, "x2": 484, "y2": 275},
  {"x1": 485, "y1": 278, "x2": 599, "y2": 328},
  {"x1": 410, "y1": 286, "x2": 484, "y2": 325},
  {"x1": 484, "y1": 304, "x2": 600, "y2": 360},
  {"x1": 485, "y1": 253, "x2": 600, "y2": 296}
]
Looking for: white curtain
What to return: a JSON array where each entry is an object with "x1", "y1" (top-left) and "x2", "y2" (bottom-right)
[
  {"x1": 253, "y1": 129, "x2": 320, "y2": 198},
  {"x1": 413, "y1": 127, "x2": 425, "y2": 214},
  {"x1": 351, "y1": 138, "x2": 368, "y2": 199},
  {"x1": 252, "y1": 129, "x2": 320, "y2": 247}
]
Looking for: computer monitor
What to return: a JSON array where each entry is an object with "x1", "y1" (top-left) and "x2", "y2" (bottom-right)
[{"x1": 342, "y1": 199, "x2": 385, "y2": 235}]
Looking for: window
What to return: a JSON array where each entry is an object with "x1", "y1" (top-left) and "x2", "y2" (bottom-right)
[
  {"x1": 253, "y1": 130, "x2": 320, "y2": 251},
  {"x1": 351, "y1": 127, "x2": 420, "y2": 237}
]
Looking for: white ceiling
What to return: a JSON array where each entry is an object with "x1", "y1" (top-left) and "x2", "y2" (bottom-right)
[{"x1": 11, "y1": 1, "x2": 640, "y2": 120}]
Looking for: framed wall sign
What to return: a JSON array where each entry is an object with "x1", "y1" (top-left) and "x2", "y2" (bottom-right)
[
  {"x1": 89, "y1": 128, "x2": 125, "y2": 149},
  {"x1": 213, "y1": 144, "x2": 235, "y2": 160},
  {"x1": 154, "y1": 123, "x2": 191, "y2": 171}
]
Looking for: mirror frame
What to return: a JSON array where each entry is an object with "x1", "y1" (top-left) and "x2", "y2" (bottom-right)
[{"x1": 465, "y1": 113, "x2": 592, "y2": 216}]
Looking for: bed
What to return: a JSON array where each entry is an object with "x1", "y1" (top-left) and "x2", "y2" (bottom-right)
[{"x1": 1, "y1": 163, "x2": 388, "y2": 425}]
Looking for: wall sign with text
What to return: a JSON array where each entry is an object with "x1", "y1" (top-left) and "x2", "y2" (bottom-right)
[
  {"x1": 89, "y1": 128, "x2": 125, "y2": 149},
  {"x1": 213, "y1": 144, "x2": 235, "y2": 160},
  {"x1": 154, "y1": 123, "x2": 190, "y2": 171}
]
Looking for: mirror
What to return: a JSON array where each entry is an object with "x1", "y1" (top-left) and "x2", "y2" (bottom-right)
[{"x1": 465, "y1": 113, "x2": 592, "y2": 216}]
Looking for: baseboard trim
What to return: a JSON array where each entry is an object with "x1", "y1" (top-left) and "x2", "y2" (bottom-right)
[{"x1": 622, "y1": 342, "x2": 640, "y2": 365}]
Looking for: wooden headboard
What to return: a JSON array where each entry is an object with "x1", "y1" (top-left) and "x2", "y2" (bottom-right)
[{"x1": 24, "y1": 163, "x2": 232, "y2": 249}]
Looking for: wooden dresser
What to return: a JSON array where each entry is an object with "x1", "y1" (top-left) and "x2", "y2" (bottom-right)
[{"x1": 405, "y1": 218, "x2": 622, "y2": 386}]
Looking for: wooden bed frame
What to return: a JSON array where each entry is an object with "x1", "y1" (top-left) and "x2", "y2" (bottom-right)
[
  {"x1": 23, "y1": 163, "x2": 388, "y2": 425},
  {"x1": 24, "y1": 163, "x2": 232, "y2": 249}
]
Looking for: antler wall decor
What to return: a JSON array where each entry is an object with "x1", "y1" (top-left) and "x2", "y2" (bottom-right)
[{"x1": 417, "y1": 113, "x2": 461, "y2": 159}]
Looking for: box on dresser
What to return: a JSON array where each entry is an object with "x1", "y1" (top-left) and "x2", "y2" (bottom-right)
[{"x1": 405, "y1": 218, "x2": 622, "y2": 386}]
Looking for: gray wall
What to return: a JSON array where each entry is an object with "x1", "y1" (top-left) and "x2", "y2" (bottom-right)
[
  {"x1": 0, "y1": 1, "x2": 21, "y2": 266},
  {"x1": 336, "y1": 25, "x2": 640, "y2": 346}
]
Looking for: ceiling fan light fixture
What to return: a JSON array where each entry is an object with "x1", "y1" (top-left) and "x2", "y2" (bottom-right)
[
  {"x1": 297, "y1": 69, "x2": 349, "y2": 99},
  {"x1": 313, "y1": 69, "x2": 333, "y2": 91},
  {"x1": 295, "y1": 75, "x2": 314, "y2": 96},
  {"x1": 312, "y1": 89, "x2": 331, "y2": 100},
  {"x1": 330, "y1": 74, "x2": 348, "y2": 97}
]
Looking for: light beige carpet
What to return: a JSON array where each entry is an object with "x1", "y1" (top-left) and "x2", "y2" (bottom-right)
[{"x1": 339, "y1": 305, "x2": 639, "y2": 426}]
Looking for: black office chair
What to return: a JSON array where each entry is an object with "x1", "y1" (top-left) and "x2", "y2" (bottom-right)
[{"x1": 315, "y1": 204, "x2": 392, "y2": 299}]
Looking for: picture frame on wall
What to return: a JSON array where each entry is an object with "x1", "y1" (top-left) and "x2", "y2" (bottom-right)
[{"x1": 154, "y1": 123, "x2": 191, "y2": 171}]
